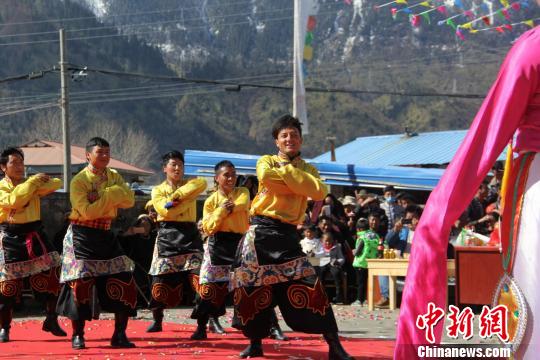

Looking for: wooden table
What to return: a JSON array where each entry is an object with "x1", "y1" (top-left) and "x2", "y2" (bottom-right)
[{"x1": 367, "y1": 259, "x2": 456, "y2": 311}]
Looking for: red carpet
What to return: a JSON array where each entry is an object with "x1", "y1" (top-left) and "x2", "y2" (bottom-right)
[{"x1": 1, "y1": 319, "x2": 394, "y2": 359}]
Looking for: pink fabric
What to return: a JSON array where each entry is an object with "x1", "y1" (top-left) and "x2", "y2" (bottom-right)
[
  {"x1": 395, "y1": 27, "x2": 540, "y2": 359},
  {"x1": 25, "y1": 231, "x2": 47, "y2": 260}
]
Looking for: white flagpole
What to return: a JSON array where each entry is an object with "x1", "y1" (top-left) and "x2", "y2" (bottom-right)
[{"x1": 293, "y1": 0, "x2": 309, "y2": 134}]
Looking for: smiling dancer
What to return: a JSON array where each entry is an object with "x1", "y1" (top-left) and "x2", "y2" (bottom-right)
[
  {"x1": 0, "y1": 147, "x2": 65, "y2": 343},
  {"x1": 189, "y1": 160, "x2": 250, "y2": 340},
  {"x1": 146, "y1": 151, "x2": 207, "y2": 333},
  {"x1": 230, "y1": 115, "x2": 353, "y2": 359},
  {"x1": 56, "y1": 137, "x2": 137, "y2": 350}
]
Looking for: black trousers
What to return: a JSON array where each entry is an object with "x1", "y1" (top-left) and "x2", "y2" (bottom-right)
[
  {"x1": 190, "y1": 280, "x2": 229, "y2": 319},
  {"x1": 316, "y1": 265, "x2": 344, "y2": 299},
  {"x1": 191, "y1": 231, "x2": 241, "y2": 319},
  {"x1": 355, "y1": 267, "x2": 368, "y2": 303},
  {"x1": 56, "y1": 271, "x2": 137, "y2": 321},
  {"x1": 232, "y1": 276, "x2": 338, "y2": 340},
  {"x1": 149, "y1": 270, "x2": 198, "y2": 309}
]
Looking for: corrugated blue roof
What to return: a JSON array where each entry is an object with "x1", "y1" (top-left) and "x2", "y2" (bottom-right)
[
  {"x1": 184, "y1": 150, "x2": 444, "y2": 190},
  {"x1": 312, "y1": 130, "x2": 507, "y2": 166}
]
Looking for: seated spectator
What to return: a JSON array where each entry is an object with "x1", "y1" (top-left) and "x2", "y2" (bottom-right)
[
  {"x1": 317, "y1": 232, "x2": 346, "y2": 304},
  {"x1": 352, "y1": 218, "x2": 380, "y2": 306},
  {"x1": 300, "y1": 225, "x2": 323, "y2": 266}
]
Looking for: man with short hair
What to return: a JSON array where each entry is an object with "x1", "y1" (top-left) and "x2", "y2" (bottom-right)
[
  {"x1": 146, "y1": 151, "x2": 207, "y2": 334},
  {"x1": 230, "y1": 115, "x2": 353, "y2": 359},
  {"x1": 56, "y1": 137, "x2": 137, "y2": 350},
  {"x1": 0, "y1": 147, "x2": 66, "y2": 342},
  {"x1": 380, "y1": 185, "x2": 404, "y2": 230}
]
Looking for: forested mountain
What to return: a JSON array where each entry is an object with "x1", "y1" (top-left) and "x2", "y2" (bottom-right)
[{"x1": 1, "y1": 0, "x2": 538, "y2": 170}]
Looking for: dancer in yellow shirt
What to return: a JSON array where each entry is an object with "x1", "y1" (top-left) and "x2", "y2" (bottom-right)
[
  {"x1": 229, "y1": 115, "x2": 353, "y2": 359},
  {"x1": 56, "y1": 137, "x2": 136, "y2": 350},
  {"x1": 189, "y1": 160, "x2": 249, "y2": 340},
  {"x1": 146, "y1": 151, "x2": 207, "y2": 333},
  {"x1": 0, "y1": 147, "x2": 65, "y2": 343}
]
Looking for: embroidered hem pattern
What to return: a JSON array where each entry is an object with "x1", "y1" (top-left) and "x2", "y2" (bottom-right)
[
  {"x1": 199, "y1": 243, "x2": 231, "y2": 284},
  {"x1": 60, "y1": 226, "x2": 134, "y2": 283},
  {"x1": 229, "y1": 227, "x2": 316, "y2": 290},
  {"x1": 149, "y1": 251, "x2": 202, "y2": 276},
  {"x1": 0, "y1": 252, "x2": 61, "y2": 281}
]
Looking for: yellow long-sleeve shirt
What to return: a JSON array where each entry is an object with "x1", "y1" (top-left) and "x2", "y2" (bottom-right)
[
  {"x1": 69, "y1": 167, "x2": 134, "y2": 221},
  {"x1": 152, "y1": 177, "x2": 207, "y2": 222},
  {"x1": 250, "y1": 155, "x2": 327, "y2": 225},
  {"x1": 202, "y1": 187, "x2": 250, "y2": 235},
  {"x1": 0, "y1": 176, "x2": 62, "y2": 224}
]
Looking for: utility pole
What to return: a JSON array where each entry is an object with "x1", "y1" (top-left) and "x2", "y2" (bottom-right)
[
  {"x1": 326, "y1": 136, "x2": 336, "y2": 162},
  {"x1": 293, "y1": 0, "x2": 309, "y2": 134},
  {"x1": 59, "y1": 29, "x2": 71, "y2": 192}
]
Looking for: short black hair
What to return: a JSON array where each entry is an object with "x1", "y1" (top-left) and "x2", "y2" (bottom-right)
[
  {"x1": 85, "y1": 137, "x2": 110, "y2": 152},
  {"x1": 368, "y1": 212, "x2": 381, "y2": 220},
  {"x1": 321, "y1": 231, "x2": 334, "y2": 242},
  {"x1": 214, "y1": 160, "x2": 235, "y2": 173},
  {"x1": 318, "y1": 215, "x2": 333, "y2": 223},
  {"x1": 356, "y1": 218, "x2": 369, "y2": 231},
  {"x1": 304, "y1": 224, "x2": 317, "y2": 232},
  {"x1": 492, "y1": 161, "x2": 504, "y2": 172},
  {"x1": 383, "y1": 185, "x2": 396, "y2": 194},
  {"x1": 161, "y1": 150, "x2": 184, "y2": 167},
  {"x1": 271, "y1": 114, "x2": 302, "y2": 139},
  {"x1": 405, "y1": 205, "x2": 423, "y2": 219},
  {"x1": 0, "y1": 147, "x2": 24, "y2": 167}
]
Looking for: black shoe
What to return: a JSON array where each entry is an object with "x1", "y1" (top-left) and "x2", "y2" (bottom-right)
[
  {"x1": 208, "y1": 317, "x2": 225, "y2": 334},
  {"x1": 146, "y1": 321, "x2": 162, "y2": 333},
  {"x1": 0, "y1": 328, "x2": 9, "y2": 343},
  {"x1": 239, "y1": 341, "x2": 263, "y2": 358},
  {"x1": 324, "y1": 333, "x2": 354, "y2": 360},
  {"x1": 190, "y1": 326, "x2": 207, "y2": 340},
  {"x1": 110, "y1": 332, "x2": 136, "y2": 348},
  {"x1": 270, "y1": 326, "x2": 289, "y2": 341},
  {"x1": 71, "y1": 335, "x2": 85, "y2": 350},
  {"x1": 146, "y1": 309, "x2": 163, "y2": 333},
  {"x1": 42, "y1": 316, "x2": 67, "y2": 337}
]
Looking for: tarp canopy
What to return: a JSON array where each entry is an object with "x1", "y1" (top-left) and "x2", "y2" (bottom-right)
[{"x1": 184, "y1": 150, "x2": 444, "y2": 190}]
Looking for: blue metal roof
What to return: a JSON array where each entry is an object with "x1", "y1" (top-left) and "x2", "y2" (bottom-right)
[
  {"x1": 312, "y1": 130, "x2": 507, "y2": 166},
  {"x1": 184, "y1": 150, "x2": 444, "y2": 190}
]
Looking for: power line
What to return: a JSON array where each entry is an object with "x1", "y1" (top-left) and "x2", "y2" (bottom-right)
[
  {"x1": 73, "y1": 65, "x2": 486, "y2": 99},
  {"x1": 0, "y1": 5, "x2": 295, "y2": 40},
  {"x1": 0, "y1": 102, "x2": 57, "y2": 118},
  {"x1": 0, "y1": 0, "x2": 254, "y2": 27},
  {"x1": 0, "y1": 9, "x2": 338, "y2": 47}
]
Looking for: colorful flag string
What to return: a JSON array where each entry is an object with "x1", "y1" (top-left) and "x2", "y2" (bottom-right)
[
  {"x1": 375, "y1": 0, "x2": 409, "y2": 10},
  {"x1": 395, "y1": 0, "x2": 434, "y2": 15},
  {"x1": 468, "y1": 17, "x2": 538, "y2": 33}
]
